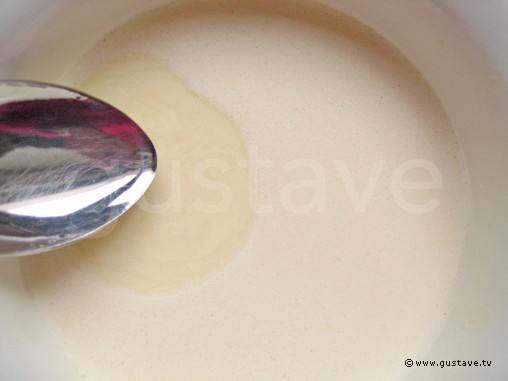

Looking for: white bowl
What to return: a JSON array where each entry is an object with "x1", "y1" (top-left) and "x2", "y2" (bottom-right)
[{"x1": 0, "y1": 1, "x2": 506, "y2": 380}]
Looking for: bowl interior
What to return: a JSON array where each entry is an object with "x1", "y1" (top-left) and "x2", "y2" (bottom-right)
[{"x1": 0, "y1": 1, "x2": 506, "y2": 380}]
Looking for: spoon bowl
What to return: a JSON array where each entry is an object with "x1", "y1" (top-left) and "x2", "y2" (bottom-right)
[{"x1": 0, "y1": 80, "x2": 157, "y2": 256}]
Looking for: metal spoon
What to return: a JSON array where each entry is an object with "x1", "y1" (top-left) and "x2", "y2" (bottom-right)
[{"x1": 0, "y1": 80, "x2": 157, "y2": 256}]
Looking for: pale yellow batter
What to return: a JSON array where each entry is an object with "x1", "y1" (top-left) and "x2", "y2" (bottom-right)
[
  {"x1": 20, "y1": 3, "x2": 471, "y2": 381},
  {"x1": 24, "y1": 56, "x2": 255, "y2": 293}
]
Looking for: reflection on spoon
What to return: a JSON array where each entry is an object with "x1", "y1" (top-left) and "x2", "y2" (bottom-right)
[{"x1": 0, "y1": 80, "x2": 157, "y2": 256}]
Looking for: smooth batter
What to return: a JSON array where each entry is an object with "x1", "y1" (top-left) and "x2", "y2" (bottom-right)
[
  {"x1": 21, "y1": 2, "x2": 470, "y2": 381},
  {"x1": 27, "y1": 56, "x2": 255, "y2": 293}
]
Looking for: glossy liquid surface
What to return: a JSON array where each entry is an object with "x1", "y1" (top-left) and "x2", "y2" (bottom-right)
[{"x1": 21, "y1": 3, "x2": 470, "y2": 380}]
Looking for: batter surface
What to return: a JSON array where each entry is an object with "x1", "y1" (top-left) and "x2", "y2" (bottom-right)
[{"x1": 21, "y1": 2, "x2": 470, "y2": 380}]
